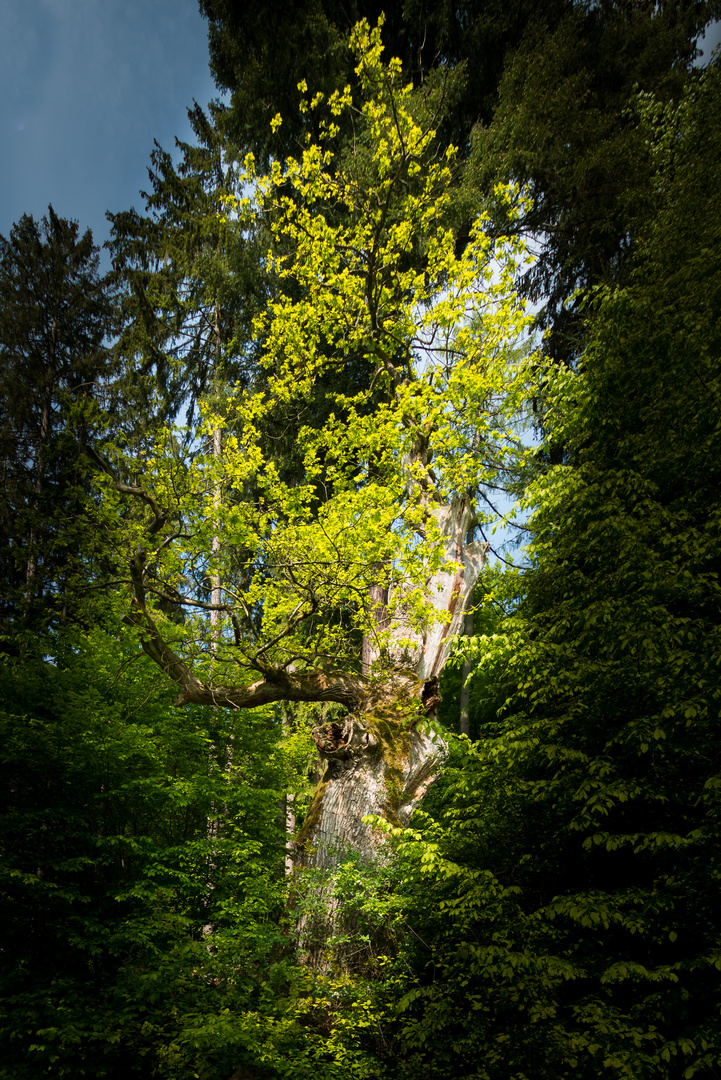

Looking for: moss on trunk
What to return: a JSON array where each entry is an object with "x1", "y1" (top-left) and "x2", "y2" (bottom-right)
[{"x1": 294, "y1": 680, "x2": 443, "y2": 869}]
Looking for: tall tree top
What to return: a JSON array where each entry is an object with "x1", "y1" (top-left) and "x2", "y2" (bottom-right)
[
  {"x1": 198, "y1": 0, "x2": 720, "y2": 368},
  {"x1": 199, "y1": 0, "x2": 570, "y2": 162},
  {"x1": 199, "y1": 0, "x2": 715, "y2": 162}
]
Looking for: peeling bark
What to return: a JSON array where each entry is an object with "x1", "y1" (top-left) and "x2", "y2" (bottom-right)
[
  {"x1": 292, "y1": 682, "x2": 445, "y2": 967},
  {"x1": 395, "y1": 496, "x2": 489, "y2": 681},
  {"x1": 295, "y1": 687, "x2": 443, "y2": 870},
  {"x1": 118, "y1": 471, "x2": 488, "y2": 893},
  {"x1": 286, "y1": 499, "x2": 488, "y2": 963},
  {"x1": 113, "y1": 467, "x2": 489, "y2": 966},
  {"x1": 289, "y1": 508, "x2": 488, "y2": 958}
]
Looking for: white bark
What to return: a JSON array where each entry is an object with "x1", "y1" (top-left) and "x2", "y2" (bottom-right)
[
  {"x1": 292, "y1": 487, "x2": 488, "y2": 967},
  {"x1": 210, "y1": 424, "x2": 222, "y2": 648},
  {"x1": 117, "y1": 464, "x2": 488, "y2": 905},
  {"x1": 460, "y1": 607, "x2": 474, "y2": 737},
  {"x1": 296, "y1": 693, "x2": 444, "y2": 870},
  {"x1": 210, "y1": 303, "x2": 222, "y2": 648},
  {"x1": 409, "y1": 496, "x2": 489, "y2": 681},
  {"x1": 295, "y1": 495, "x2": 489, "y2": 875},
  {"x1": 284, "y1": 794, "x2": 296, "y2": 876}
]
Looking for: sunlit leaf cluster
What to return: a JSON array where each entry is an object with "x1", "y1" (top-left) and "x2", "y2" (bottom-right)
[{"x1": 105, "y1": 20, "x2": 535, "y2": 683}]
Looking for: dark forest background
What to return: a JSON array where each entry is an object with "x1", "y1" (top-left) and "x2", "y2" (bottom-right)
[{"x1": 1, "y1": 3, "x2": 720, "y2": 1077}]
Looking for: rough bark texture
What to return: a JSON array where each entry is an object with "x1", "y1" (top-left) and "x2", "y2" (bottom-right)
[
  {"x1": 292, "y1": 496, "x2": 487, "y2": 871},
  {"x1": 378, "y1": 496, "x2": 488, "y2": 681},
  {"x1": 292, "y1": 679, "x2": 445, "y2": 967},
  {"x1": 288, "y1": 506, "x2": 488, "y2": 964},
  {"x1": 124, "y1": 491, "x2": 488, "y2": 846},
  {"x1": 115, "y1": 471, "x2": 488, "y2": 965},
  {"x1": 295, "y1": 676, "x2": 443, "y2": 870}
]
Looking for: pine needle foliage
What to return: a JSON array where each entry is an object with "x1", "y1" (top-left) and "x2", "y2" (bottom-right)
[{"x1": 387, "y1": 63, "x2": 721, "y2": 1080}]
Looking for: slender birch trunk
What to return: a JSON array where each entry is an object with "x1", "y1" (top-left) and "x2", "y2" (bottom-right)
[
  {"x1": 284, "y1": 794, "x2": 296, "y2": 877},
  {"x1": 204, "y1": 304, "x2": 224, "y2": 937},
  {"x1": 210, "y1": 303, "x2": 222, "y2": 649},
  {"x1": 459, "y1": 607, "x2": 474, "y2": 738}
]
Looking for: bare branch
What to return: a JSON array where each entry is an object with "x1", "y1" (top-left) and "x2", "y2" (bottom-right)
[
  {"x1": 87, "y1": 445, "x2": 168, "y2": 536},
  {"x1": 250, "y1": 600, "x2": 318, "y2": 670}
]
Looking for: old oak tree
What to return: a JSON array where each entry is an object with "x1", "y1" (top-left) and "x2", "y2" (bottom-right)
[{"x1": 98, "y1": 23, "x2": 533, "y2": 879}]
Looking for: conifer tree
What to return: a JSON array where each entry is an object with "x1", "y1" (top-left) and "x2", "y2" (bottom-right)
[
  {"x1": 107, "y1": 102, "x2": 263, "y2": 440},
  {"x1": 198, "y1": 0, "x2": 719, "y2": 366},
  {"x1": 0, "y1": 207, "x2": 114, "y2": 631},
  {"x1": 391, "y1": 61, "x2": 721, "y2": 1080}
]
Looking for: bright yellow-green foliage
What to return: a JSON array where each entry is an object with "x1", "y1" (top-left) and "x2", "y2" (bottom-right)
[{"x1": 107, "y1": 21, "x2": 535, "y2": 679}]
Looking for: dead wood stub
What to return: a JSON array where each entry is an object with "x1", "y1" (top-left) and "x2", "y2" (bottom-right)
[{"x1": 421, "y1": 675, "x2": 441, "y2": 716}]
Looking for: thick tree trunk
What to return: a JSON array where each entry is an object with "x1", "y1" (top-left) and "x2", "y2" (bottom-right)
[
  {"x1": 295, "y1": 674, "x2": 443, "y2": 870},
  {"x1": 296, "y1": 494, "x2": 487, "y2": 856},
  {"x1": 290, "y1": 497, "x2": 488, "y2": 963},
  {"x1": 119, "y1": 472, "x2": 487, "y2": 904},
  {"x1": 292, "y1": 680, "x2": 445, "y2": 966}
]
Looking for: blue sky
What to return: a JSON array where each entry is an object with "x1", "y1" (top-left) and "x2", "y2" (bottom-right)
[
  {"x1": 698, "y1": 18, "x2": 721, "y2": 59},
  {"x1": 0, "y1": 0, "x2": 220, "y2": 260},
  {"x1": 1, "y1": 2, "x2": 719, "y2": 271}
]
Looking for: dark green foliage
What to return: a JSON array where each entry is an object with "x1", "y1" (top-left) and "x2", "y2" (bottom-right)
[
  {"x1": 0, "y1": 208, "x2": 115, "y2": 629},
  {"x1": 0, "y1": 627, "x2": 393, "y2": 1078},
  {"x1": 198, "y1": 0, "x2": 617, "y2": 169},
  {"x1": 198, "y1": 0, "x2": 719, "y2": 368},
  {"x1": 4, "y1": 12, "x2": 721, "y2": 1080},
  {"x1": 439, "y1": 574, "x2": 510, "y2": 740},
  {"x1": 475, "y1": 0, "x2": 718, "y2": 364},
  {"x1": 107, "y1": 103, "x2": 264, "y2": 440},
  {"x1": 384, "y1": 64, "x2": 721, "y2": 1079},
  {"x1": 0, "y1": 626, "x2": 288, "y2": 1078}
]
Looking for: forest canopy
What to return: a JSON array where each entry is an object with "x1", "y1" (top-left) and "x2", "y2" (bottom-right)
[
  {"x1": 99, "y1": 20, "x2": 534, "y2": 711},
  {"x1": 1, "y1": 5, "x2": 720, "y2": 1079}
]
